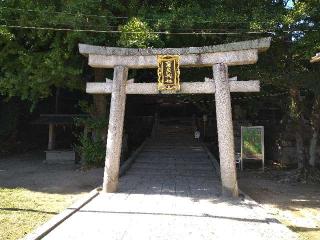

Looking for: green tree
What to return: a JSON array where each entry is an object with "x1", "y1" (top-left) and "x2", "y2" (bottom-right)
[
  {"x1": 0, "y1": 0, "x2": 319, "y2": 174},
  {"x1": 0, "y1": 0, "x2": 117, "y2": 104},
  {"x1": 118, "y1": 17, "x2": 162, "y2": 48}
]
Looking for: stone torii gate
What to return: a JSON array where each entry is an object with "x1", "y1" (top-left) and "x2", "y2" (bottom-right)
[{"x1": 79, "y1": 37, "x2": 271, "y2": 197}]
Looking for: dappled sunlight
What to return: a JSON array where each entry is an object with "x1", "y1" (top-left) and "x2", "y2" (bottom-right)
[
  {"x1": 239, "y1": 171, "x2": 320, "y2": 239},
  {"x1": 88, "y1": 190, "x2": 279, "y2": 225},
  {"x1": 0, "y1": 187, "x2": 81, "y2": 240},
  {"x1": 43, "y1": 190, "x2": 295, "y2": 240},
  {"x1": 262, "y1": 202, "x2": 320, "y2": 240}
]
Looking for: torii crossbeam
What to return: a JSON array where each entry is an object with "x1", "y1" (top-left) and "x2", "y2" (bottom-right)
[{"x1": 79, "y1": 37, "x2": 271, "y2": 197}]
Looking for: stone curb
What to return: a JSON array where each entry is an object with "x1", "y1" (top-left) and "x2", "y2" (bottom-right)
[
  {"x1": 119, "y1": 139, "x2": 148, "y2": 177},
  {"x1": 201, "y1": 143, "x2": 221, "y2": 176},
  {"x1": 23, "y1": 188, "x2": 100, "y2": 240}
]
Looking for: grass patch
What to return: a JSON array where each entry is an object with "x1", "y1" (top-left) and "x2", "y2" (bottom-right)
[{"x1": 0, "y1": 188, "x2": 79, "y2": 240}]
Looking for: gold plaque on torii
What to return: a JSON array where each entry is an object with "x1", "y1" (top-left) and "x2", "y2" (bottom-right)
[{"x1": 157, "y1": 55, "x2": 180, "y2": 92}]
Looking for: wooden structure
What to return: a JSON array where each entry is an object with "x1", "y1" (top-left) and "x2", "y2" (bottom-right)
[{"x1": 33, "y1": 114, "x2": 87, "y2": 164}]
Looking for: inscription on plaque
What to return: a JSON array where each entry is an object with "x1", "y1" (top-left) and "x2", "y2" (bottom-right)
[{"x1": 157, "y1": 55, "x2": 180, "y2": 92}]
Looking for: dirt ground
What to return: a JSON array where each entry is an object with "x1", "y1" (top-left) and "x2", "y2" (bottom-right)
[
  {"x1": 1, "y1": 151, "x2": 319, "y2": 240},
  {"x1": 239, "y1": 170, "x2": 320, "y2": 240},
  {"x1": 0, "y1": 151, "x2": 103, "y2": 194},
  {"x1": 0, "y1": 151, "x2": 104, "y2": 239}
]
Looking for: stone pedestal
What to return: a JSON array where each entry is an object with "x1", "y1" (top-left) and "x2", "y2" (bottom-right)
[
  {"x1": 45, "y1": 150, "x2": 75, "y2": 164},
  {"x1": 213, "y1": 63, "x2": 239, "y2": 197},
  {"x1": 103, "y1": 66, "x2": 128, "y2": 192}
]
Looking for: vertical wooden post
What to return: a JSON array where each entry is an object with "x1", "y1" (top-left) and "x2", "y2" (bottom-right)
[
  {"x1": 103, "y1": 66, "x2": 128, "y2": 193},
  {"x1": 213, "y1": 63, "x2": 239, "y2": 198},
  {"x1": 48, "y1": 123, "x2": 55, "y2": 150}
]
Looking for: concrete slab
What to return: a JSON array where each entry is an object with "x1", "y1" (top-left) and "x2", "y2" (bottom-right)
[
  {"x1": 43, "y1": 193, "x2": 296, "y2": 240},
  {"x1": 40, "y1": 134, "x2": 296, "y2": 240}
]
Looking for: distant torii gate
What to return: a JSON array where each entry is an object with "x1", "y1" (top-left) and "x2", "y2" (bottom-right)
[{"x1": 79, "y1": 37, "x2": 271, "y2": 197}]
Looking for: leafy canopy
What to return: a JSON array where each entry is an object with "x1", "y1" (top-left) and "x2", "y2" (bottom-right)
[{"x1": 0, "y1": 0, "x2": 319, "y2": 105}]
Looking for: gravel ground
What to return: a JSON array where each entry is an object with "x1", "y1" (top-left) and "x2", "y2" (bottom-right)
[
  {"x1": 0, "y1": 151, "x2": 104, "y2": 239},
  {"x1": 238, "y1": 170, "x2": 320, "y2": 240},
  {"x1": 0, "y1": 151, "x2": 103, "y2": 194}
]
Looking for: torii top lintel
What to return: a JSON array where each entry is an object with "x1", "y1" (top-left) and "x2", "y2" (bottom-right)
[{"x1": 79, "y1": 37, "x2": 271, "y2": 69}]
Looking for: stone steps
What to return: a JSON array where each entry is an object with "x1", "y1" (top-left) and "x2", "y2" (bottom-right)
[
  {"x1": 119, "y1": 121, "x2": 220, "y2": 193},
  {"x1": 125, "y1": 135, "x2": 218, "y2": 180},
  {"x1": 134, "y1": 162, "x2": 211, "y2": 167}
]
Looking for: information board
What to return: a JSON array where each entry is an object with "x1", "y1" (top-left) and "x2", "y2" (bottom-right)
[{"x1": 240, "y1": 126, "x2": 264, "y2": 171}]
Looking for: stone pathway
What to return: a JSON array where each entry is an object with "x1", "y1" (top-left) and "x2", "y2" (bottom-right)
[{"x1": 42, "y1": 126, "x2": 296, "y2": 240}]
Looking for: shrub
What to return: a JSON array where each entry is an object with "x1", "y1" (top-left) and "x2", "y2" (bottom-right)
[
  {"x1": 74, "y1": 101, "x2": 107, "y2": 168},
  {"x1": 75, "y1": 133, "x2": 105, "y2": 167}
]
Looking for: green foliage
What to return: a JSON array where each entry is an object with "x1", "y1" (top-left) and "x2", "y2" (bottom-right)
[
  {"x1": 118, "y1": 17, "x2": 162, "y2": 48},
  {"x1": 75, "y1": 133, "x2": 105, "y2": 167},
  {"x1": 242, "y1": 127, "x2": 263, "y2": 159},
  {"x1": 0, "y1": 26, "x2": 14, "y2": 41},
  {"x1": 74, "y1": 101, "x2": 107, "y2": 167},
  {"x1": 0, "y1": 99, "x2": 19, "y2": 141},
  {"x1": 0, "y1": 0, "x2": 319, "y2": 170},
  {"x1": 0, "y1": 0, "x2": 114, "y2": 104},
  {"x1": 75, "y1": 100, "x2": 108, "y2": 131},
  {"x1": 0, "y1": 0, "x2": 318, "y2": 105},
  {"x1": 75, "y1": 115, "x2": 107, "y2": 134}
]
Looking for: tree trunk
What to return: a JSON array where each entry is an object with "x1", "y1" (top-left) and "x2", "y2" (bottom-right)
[
  {"x1": 309, "y1": 131, "x2": 318, "y2": 167},
  {"x1": 309, "y1": 96, "x2": 320, "y2": 167},
  {"x1": 290, "y1": 89, "x2": 307, "y2": 169},
  {"x1": 55, "y1": 88, "x2": 60, "y2": 114},
  {"x1": 93, "y1": 68, "x2": 107, "y2": 143},
  {"x1": 296, "y1": 130, "x2": 305, "y2": 169}
]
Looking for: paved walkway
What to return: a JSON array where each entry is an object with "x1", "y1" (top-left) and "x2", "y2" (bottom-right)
[{"x1": 42, "y1": 125, "x2": 296, "y2": 240}]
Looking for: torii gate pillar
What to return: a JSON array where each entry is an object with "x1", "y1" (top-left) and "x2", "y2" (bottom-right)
[
  {"x1": 103, "y1": 66, "x2": 128, "y2": 192},
  {"x1": 213, "y1": 63, "x2": 238, "y2": 197}
]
